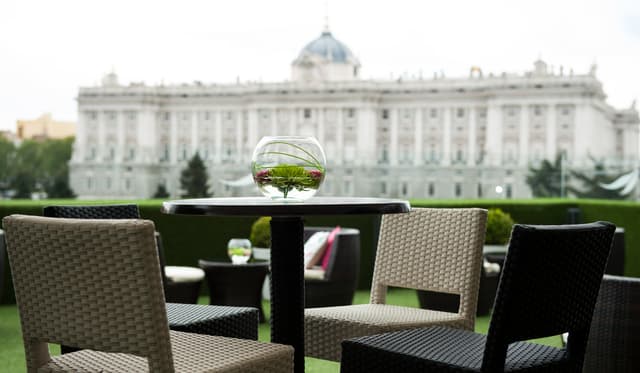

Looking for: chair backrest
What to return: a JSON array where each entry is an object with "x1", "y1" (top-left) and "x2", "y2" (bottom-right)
[
  {"x1": 583, "y1": 275, "x2": 640, "y2": 373},
  {"x1": 482, "y1": 222, "x2": 615, "y2": 372},
  {"x1": 370, "y1": 208, "x2": 487, "y2": 328},
  {"x1": 43, "y1": 204, "x2": 169, "y2": 285},
  {"x1": 43, "y1": 204, "x2": 141, "y2": 219},
  {"x1": 303, "y1": 227, "x2": 360, "y2": 281},
  {"x1": 0, "y1": 229, "x2": 5, "y2": 303},
  {"x1": 3, "y1": 215, "x2": 174, "y2": 372}
]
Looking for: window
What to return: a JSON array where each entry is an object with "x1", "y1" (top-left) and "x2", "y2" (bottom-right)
[
  {"x1": 344, "y1": 180, "x2": 354, "y2": 196},
  {"x1": 457, "y1": 108, "x2": 465, "y2": 118},
  {"x1": 477, "y1": 183, "x2": 483, "y2": 197},
  {"x1": 87, "y1": 177, "x2": 92, "y2": 190},
  {"x1": 128, "y1": 148, "x2": 135, "y2": 160},
  {"x1": 163, "y1": 112, "x2": 170, "y2": 121},
  {"x1": 381, "y1": 109, "x2": 389, "y2": 119},
  {"x1": 381, "y1": 182, "x2": 387, "y2": 195},
  {"x1": 456, "y1": 149, "x2": 463, "y2": 162},
  {"x1": 106, "y1": 177, "x2": 111, "y2": 190},
  {"x1": 401, "y1": 182, "x2": 408, "y2": 197},
  {"x1": 562, "y1": 107, "x2": 569, "y2": 116},
  {"x1": 353, "y1": 66, "x2": 358, "y2": 76},
  {"x1": 506, "y1": 184, "x2": 513, "y2": 198},
  {"x1": 534, "y1": 106, "x2": 542, "y2": 116},
  {"x1": 125, "y1": 178, "x2": 131, "y2": 190},
  {"x1": 430, "y1": 108, "x2": 438, "y2": 118},
  {"x1": 508, "y1": 108, "x2": 515, "y2": 117},
  {"x1": 455, "y1": 182, "x2": 462, "y2": 197},
  {"x1": 303, "y1": 108, "x2": 311, "y2": 119},
  {"x1": 347, "y1": 108, "x2": 355, "y2": 118},
  {"x1": 428, "y1": 182, "x2": 435, "y2": 196},
  {"x1": 380, "y1": 147, "x2": 389, "y2": 164}
]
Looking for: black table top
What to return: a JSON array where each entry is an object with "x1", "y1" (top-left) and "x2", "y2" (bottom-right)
[{"x1": 162, "y1": 196, "x2": 410, "y2": 217}]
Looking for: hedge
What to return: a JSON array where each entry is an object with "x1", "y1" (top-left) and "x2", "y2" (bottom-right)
[{"x1": 1, "y1": 198, "x2": 639, "y2": 304}]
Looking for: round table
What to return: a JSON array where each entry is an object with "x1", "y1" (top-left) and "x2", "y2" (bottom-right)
[{"x1": 162, "y1": 197, "x2": 410, "y2": 373}]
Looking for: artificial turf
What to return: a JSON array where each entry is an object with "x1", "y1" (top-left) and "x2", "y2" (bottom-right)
[{"x1": 0, "y1": 288, "x2": 561, "y2": 372}]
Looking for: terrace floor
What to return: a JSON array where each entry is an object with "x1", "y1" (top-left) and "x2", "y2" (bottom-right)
[{"x1": 0, "y1": 288, "x2": 561, "y2": 372}]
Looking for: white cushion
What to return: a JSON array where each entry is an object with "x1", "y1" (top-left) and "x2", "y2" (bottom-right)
[
  {"x1": 165, "y1": 266, "x2": 205, "y2": 283},
  {"x1": 304, "y1": 267, "x2": 326, "y2": 280},
  {"x1": 304, "y1": 232, "x2": 330, "y2": 269}
]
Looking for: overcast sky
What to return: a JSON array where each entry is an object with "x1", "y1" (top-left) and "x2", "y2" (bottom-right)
[{"x1": 1, "y1": 0, "x2": 638, "y2": 132}]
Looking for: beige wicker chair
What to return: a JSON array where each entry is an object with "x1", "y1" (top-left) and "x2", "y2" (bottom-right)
[
  {"x1": 304, "y1": 208, "x2": 487, "y2": 361},
  {"x1": 3, "y1": 215, "x2": 293, "y2": 373}
]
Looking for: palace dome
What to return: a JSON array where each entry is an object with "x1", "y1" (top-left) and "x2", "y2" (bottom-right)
[{"x1": 298, "y1": 31, "x2": 356, "y2": 63}]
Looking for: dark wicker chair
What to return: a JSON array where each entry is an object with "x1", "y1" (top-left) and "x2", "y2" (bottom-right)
[
  {"x1": 341, "y1": 222, "x2": 616, "y2": 373},
  {"x1": 42, "y1": 204, "x2": 260, "y2": 352},
  {"x1": 198, "y1": 260, "x2": 269, "y2": 322},
  {"x1": 0, "y1": 229, "x2": 5, "y2": 303},
  {"x1": 583, "y1": 275, "x2": 640, "y2": 372},
  {"x1": 303, "y1": 227, "x2": 360, "y2": 308}
]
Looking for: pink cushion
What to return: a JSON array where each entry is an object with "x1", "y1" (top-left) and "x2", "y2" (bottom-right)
[{"x1": 320, "y1": 226, "x2": 341, "y2": 270}]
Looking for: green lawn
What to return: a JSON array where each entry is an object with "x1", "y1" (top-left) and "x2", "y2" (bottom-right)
[{"x1": 1, "y1": 288, "x2": 561, "y2": 372}]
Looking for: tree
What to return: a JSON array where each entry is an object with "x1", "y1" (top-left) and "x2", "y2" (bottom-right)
[
  {"x1": 41, "y1": 137, "x2": 75, "y2": 198},
  {"x1": 526, "y1": 154, "x2": 564, "y2": 197},
  {"x1": 5, "y1": 137, "x2": 75, "y2": 199},
  {"x1": 570, "y1": 156, "x2": 626, "y2": 199},
  {"x1": 0, "y1": 137, "x2": 15, "y2": 195},
  {"x1": 11, "y1": 140, "x2": 42, "y2": 198},
  {"x1": 153, "y1": 184, "x2": 170, "y2": 198},
  {"x1": 180, "y1": 152, "x2": 211, "y2": 198}
]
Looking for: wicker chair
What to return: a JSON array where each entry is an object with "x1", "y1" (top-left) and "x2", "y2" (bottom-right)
[
  {"x1": 304, "y1": 208, "x2": 487, "y2": 361},
  {"x1": 304, "y1": 227, "x2": 360, "y2": 308},
  {"x1": 42, "y1": 204, "x2": 259, "y2": 349},
  {"x1": 340, "y1": 222, "x2": 616, "y2": 373},
  {"x1": 0, "y1": 229, "x2": 5, "y2": 303},
  {"x1": 199, "y1": 261, "x2": 270, "y2": 322},
  {"x1": 583, "y1": 274, "x2": 640, "y2": 372},
  {"x1": 2, "y1": 215, "x2": 293, "y2": 373}
]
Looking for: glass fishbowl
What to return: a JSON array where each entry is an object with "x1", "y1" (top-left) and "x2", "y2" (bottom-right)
[
  {"x1": 251, "y1": 136, "x2": 326, "y2": 201},
  {"x1": 227, "y1": 238, "x2": 252, "y2": 264}
]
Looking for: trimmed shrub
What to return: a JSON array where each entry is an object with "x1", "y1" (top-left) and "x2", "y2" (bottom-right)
[
  {"x1": 485, "y1": 208, "x2": 515, "y2": 245},
  {"x1": 249, "y1": 216, "x2": 271, "y2": 248}
]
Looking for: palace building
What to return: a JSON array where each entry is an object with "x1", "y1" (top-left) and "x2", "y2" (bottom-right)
[{"x1": 70, "y1": 28, "x2": 639, "y2": 199}]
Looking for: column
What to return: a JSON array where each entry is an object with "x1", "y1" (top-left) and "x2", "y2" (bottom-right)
[
  {"x1": 518, "y1": 104, "x2": 529, "y2": 167},
  {"x1": 486, "y1": 102, "x2": 503, "y2": 167},
  {"x1": 336, "y1": 107, "x2": 344, "y2": 164},
  {"x1": 138, "y1": 109, "x2": 155, "y2": 162},
  {"x1": 97, "y1": 111, "x2": 105, "y2": 163},
  {"x1": 317, "y1": 107, "x2": 325, "y2": 145},
  {"x1": 248, "y1": 107, "x2": 258, "y2": 150},
  {"x1": 170, "y1": 111, "x2": 178, "y2": 164},
  {"x1": 467, "y1": 106, "x2": 477, "y2": 166},
  {"x1": 546, "y1": 104, "x2": 557, "y2": 160},
  {"x1": 442, "y1": 107, "x2": 452, "y2": 166},
  {"x1": 270, "y1": 107, "x2": 277, "y2": 135},
  {"x1": 215, "y1": 110, "x2": 223, "y2": 163},
  {"x1": 414, "y1": 107, "x2": 423, "y2": 166},
  {"x1": 191, "y1": 110, "x2": 198, "y2": 157},
  {"x1": 116, "y1": 111, "x2": 125, "y2": 162},
  {"x1": 236, "y1": 110, "x2": 243, "y2": 163},
  {"x1": 389, "y1": 108, "x2": 399, "y2": 166}
]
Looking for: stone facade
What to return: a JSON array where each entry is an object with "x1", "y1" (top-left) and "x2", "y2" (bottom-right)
[{"x1": 70, "y1": 31, "x2": 639, "y2": 199}]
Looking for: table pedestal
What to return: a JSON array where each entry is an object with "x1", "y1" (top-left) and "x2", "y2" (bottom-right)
[{"x1": 270, "y1": 217, "x2": 305, "y2": 373}]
